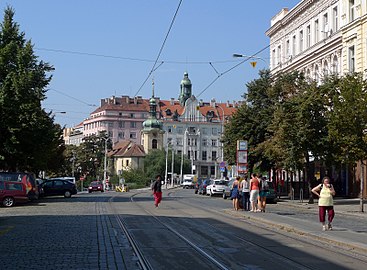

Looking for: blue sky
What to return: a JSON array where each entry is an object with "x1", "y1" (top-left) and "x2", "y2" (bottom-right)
[{"x1": 1, "y1": 0, "x2": 300, "y2": 127}]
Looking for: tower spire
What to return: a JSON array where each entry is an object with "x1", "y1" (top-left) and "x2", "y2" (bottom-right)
[{"x1": 152, "y1": 77, "x2": 155, "y2": 98}]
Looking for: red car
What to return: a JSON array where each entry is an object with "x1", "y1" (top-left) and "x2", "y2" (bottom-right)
[
  {"x1": 88, "y1": 181, "x2": 104, "y2": 193},
  {"x1": 0, "y1": 181, "x2": 29, "y2": 207}
]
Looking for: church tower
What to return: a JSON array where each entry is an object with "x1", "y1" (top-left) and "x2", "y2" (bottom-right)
[
  {"x1": 141, "y1": 80, "x2": 165, "y2": 154},
  {"x1": 178, "y1": 71, "x2": 192, "y2": 106}
]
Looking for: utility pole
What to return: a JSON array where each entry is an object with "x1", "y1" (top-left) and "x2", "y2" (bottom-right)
[
  {"x1": 165, "y1": 142, "x2": 169, "y2": 189},
  {"x1": 171, "y1": 141, "x2": 174, "y2": 187}
]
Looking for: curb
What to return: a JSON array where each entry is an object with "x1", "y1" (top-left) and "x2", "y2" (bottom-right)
[{"x1": 223, "y1": 209, "x2": 367, "y2": 258}]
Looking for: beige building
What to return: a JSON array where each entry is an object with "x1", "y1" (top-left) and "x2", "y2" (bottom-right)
[{"x1": 267, "y1": 0, "x2": 367, "y2": 197}]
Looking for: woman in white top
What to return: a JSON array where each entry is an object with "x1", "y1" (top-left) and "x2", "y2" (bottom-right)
[{"x1": 311, "y1": 176, "x2": 336, "y2": 231}]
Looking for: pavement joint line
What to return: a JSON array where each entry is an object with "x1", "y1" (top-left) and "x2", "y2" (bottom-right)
[{"x1": 222, "y1": 208, "x2": 367, "y2": 258}]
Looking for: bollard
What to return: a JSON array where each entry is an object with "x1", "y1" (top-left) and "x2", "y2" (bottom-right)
[{"x1": 300, "y1": 188, "x2": 303, "y2": 203}]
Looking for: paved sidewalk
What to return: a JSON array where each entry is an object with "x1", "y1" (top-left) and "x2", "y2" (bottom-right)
[{"x1": 228, "y1": 198, "x2": 367, "y2": 257}]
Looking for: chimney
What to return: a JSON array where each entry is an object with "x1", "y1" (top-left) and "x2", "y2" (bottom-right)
[
  {"x1": 210, "y1": 98, "x2": 216, "y2": 107},
  {"x1": 170, "y1": 98, "x2": 175, "y2": 105},
  {"x1": 226, "y1": 100, "x2": 230, "y2": 107}
]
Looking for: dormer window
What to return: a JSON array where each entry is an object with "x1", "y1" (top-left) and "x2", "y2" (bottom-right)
[{"x1": 165, "y1": 109, "x2": 172, "y2": 116}]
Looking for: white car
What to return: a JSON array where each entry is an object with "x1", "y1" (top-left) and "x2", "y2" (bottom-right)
[
  {"x1": 206, "y1": 179, "x2": 228, "y2": 197},
  {"x1": 182, "y1": 179, "x2": 194, "y2": 189}
]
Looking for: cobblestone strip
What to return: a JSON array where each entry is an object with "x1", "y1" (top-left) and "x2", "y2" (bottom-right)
[{"x1": 95, "y1": 201, "x2": 141, "y2": 270}]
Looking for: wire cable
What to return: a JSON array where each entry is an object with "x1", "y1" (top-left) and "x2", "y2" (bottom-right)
[
  {"x1": 48, "y1": 88, "x2": 97, "y2": 107},
  {"x1": 133, "y1": 0, "x2": 183, "y2": 97},
  {"x1": 196, "y1": 45, "x2": 270, "y2": 98}
]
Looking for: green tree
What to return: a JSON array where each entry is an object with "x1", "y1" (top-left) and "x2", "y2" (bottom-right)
[
  {"x1": 143, "y1": 149, "x2": 191, "y2": 180},
  {"x1": 0, "y1": 7, "x2": 62, "y2": 172}
]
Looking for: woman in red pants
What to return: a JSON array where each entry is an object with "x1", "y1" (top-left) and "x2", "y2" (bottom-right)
[
  {"x1": 311, "y1": 176, "x2": 336, "y2": 231},
  {"x1": 152, "y1": 175, "x2": 163, "y2": 207}
]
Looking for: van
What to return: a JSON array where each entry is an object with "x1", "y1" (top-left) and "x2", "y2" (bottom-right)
[
  {"x1": 182, "y1": 174, "x2": 194, "y2": 189},
  {"x1": 0, "y1": 172, "x2": 39, "y2": 207}
]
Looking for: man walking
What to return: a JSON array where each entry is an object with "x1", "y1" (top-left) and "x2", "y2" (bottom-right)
[{"x1": 152, "y1": 175, "x2": 163, "y2": 207}]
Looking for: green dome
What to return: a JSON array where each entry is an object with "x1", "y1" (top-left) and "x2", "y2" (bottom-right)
[{"x1": 143, "y1": 118, "x2": 162, "y2": 130}]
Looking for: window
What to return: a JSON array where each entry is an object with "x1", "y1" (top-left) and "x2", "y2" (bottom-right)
[
  {"x1": 152, "y1": 139, "x2": 158, "y2": 149},
  {"x1": 177, "y1": 127, "x2": 183, "y2": 134},
  {"x1": 202, "y1": 128, "x2": 208, "y2": 135},
  {"x1": 323, "y1": 60, "x2": 329, "y2": 76},
  {"x1": 286, "y1": 40, "x2": 290, "y2": 58},
  {"x1": 212, "y1": 151, "x2": 217, "y2": 161},
  {"x1": 212, "y1": 128, "x2": 218, "y2": 135},
  {"x1": 277, "y1": 45, "x2": 281, "y2": 64},
  {"x1": 118, "y1": 132, "x2": 124, "y2": 139},
  {"x1": 349, "y1": 46, "x2": 355, "y2": 72},
  {"x1": 272, "y1": 49, "x2": 276, "y2": 67},
  {"x1": 130, "y1": 122, "x2": 136, "y2": 128},
  {"x1": 176, "y1": 138, "x2": 182, "y2": 145},
  {"x1": 333, "y1": 7, "x2": 338, "y2": 32},
  {"x1": 118, "y1": 121, "x2": 124, "y2": 128},
  {"x1": 189, "y1": 127, "x2": 196, "y2": 133},
  {"x1": 202, "y1": 151, "x2": 207, "y2": 161},
  {"x1": 350, "y1": 0, "x2": 355, "y2": 22},
  {"x1": 108, "y1": 122, "x2": 114, "y2": 128},
  {"x1": 211, "y1": 139, "x2": 217, "y2": 147},
  {"x1": 130, "y1": 113, "x2": 135, "y2": 118},
  {"x1": 210, "y1": 166, "x2": 215, "y2": 176},
  {"x1": 315, "y1": 65, "x2": 320, "y2": 84},
  {"x1": 54, "y1": 181, "x2": 64, "y2": 187},
  {"x1": 306, "y1": 25, "x2": 311, "y2": 48},
  {"x1": 323, "y1": 13, "x2": 329, "y2": 38},
  {"x1": 292, "y1": 35, "x2": 296, "y2": 55},
  {"x1": 168, "y1": 126, "x2": 173, "y2": 133},
  {"x1": 299, "y1": 30, "x2": 303, "y2": 52},
  {"x1": 141, "y1": 113, "x2": 146, "y2": 118},
  {"x1": 0, "y1": 181, "x2": 4, "y2": 190},
  {"x1": 168, "y1": 138, "x2": 172, "y2": 145},
  {"x1": 129, "y1": 132, "x2": 136, "y2": 139},
  {"x1": 126, "y1": 160, "x2": 129, "y2": 166},
  {"x1": 202, "y1": 139, "x2": 207, "y2": 146},
  {"x1": 315, "y1": 19, "x2": 319, "y2": 43},
  {"x1": 6, "y1": 183, "x2": 23, "y2": 190},
  {"x1": 333, "y1": 55, "x2": 339, "y2": 73}
]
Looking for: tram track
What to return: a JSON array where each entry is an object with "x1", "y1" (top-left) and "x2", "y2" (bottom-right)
[{"x1": 168, "y1": 189, "x2": 367, "y2": 265}]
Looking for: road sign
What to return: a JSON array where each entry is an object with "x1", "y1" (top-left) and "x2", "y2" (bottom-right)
[
  {"x1": 220, "y1": 167, "x2": 226, "y2": 172},
  {"x1": 237, "y1": 140, "x2": 248, "y2": 151},
  {"x1": 219, "y1": 161, "x2": 226, "y2": 168}
]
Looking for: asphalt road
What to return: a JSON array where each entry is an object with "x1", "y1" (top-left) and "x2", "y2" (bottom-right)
[{"x1": 0, "y1": 189, "x2": 366, "y2": 270}]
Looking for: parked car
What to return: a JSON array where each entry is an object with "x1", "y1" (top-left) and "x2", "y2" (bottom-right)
[
  {"x1": 198, "y1": 179, "x2": 212, "y2": 195},
  {"x1": 40, "y1": 179, "x2": 77, "y2": 198},
  {"x1": 206, "y1": 179, "x2": 228, "y2": 197},
  {"x1": 88, "y1": 181, "x2": 104, "y2": 193},
  {"x1": 0, "y1": 172, "x2": 39, "y2": 207},
  {"x1": 222, "y1": 178, "x2": 236, "y2": 199},
  {"x1": 265, "y1": 181, "x2": 278, "y2": 203},
  {"x1": 0, "y1": 181, "x2": 29, "y2": 207}
]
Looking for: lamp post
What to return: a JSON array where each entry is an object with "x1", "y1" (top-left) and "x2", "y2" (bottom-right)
[
  {"x1": 165, "y1": 141, "x2": 169, "y2": 189},
  {"x1": 216, "y1": 105, "x2": 225, "y2": 178},
  {"x1": 180, "y1": 128, "x2": 188, "y2": 185},
  {"x1": 100, "y1": 136, "x2": 109, "y2": 191},
  {"x1": 171, "y1": 140, "x2": 175, "y2": 187}
]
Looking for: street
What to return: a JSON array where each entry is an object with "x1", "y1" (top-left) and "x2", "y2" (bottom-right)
[{"x1": 0, "y1": 188, "x2": 366, "y2": 270}]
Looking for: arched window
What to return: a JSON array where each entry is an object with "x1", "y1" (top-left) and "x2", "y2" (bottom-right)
[
  {"x1": 315, "y1": 65, "x2": 320, "y2": 84},
  {"x1": 306, "y1": 68, "x2": 311, "y2": 78},
  {"x1": 152, "y1": 139, "x2": 158, "y2": 149},
  {"x1": 323, "y1": 60, "x2": 329, "y2": 77},
  {"x1": 332, "y1": 55, "x2": 339, "y2": 73}
]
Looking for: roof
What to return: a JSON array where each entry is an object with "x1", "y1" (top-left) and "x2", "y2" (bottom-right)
[{"x1": 108, "y1": 140, "x2": 145, "y2": 158}]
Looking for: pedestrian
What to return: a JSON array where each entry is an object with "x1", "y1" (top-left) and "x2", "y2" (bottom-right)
[
  {"x1": 231, "y1": 176, "x2": 240, "y2": 211},
  {"x1": 152, "y1": 175, "x2": 163, "y2": 207},
  {"x1": 240, "y1": 177, "x2": 250, "y2": 211},
  {"x1": 249, "y1": 173, "x2": 260, "y2": 212},
  {"x1": 258, "y1": 175, "x2": 269, "y2": 212},
  {"x1": 311, "y1": 176, "x2": 336, "y2": 231}
]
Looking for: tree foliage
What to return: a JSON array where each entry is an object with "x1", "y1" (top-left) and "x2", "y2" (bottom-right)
[
  {"x1": 0, "y1": 7, "x2": 63, "y2": 173},
  {"x1": 223, "y1": 69, "x2": 367, "y2": 180}
]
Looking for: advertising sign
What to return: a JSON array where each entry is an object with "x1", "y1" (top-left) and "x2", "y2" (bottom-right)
[
  {"x1": 237, "y1": 151, "x2": 248, "y2": 163},
  {"x1": 237, "y1": 164, "x2": 247, "y2": 173}
]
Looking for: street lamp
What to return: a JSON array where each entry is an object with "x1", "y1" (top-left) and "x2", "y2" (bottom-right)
[{"x1": 232, "y1": 53, "x2": 267, "y2": 66}]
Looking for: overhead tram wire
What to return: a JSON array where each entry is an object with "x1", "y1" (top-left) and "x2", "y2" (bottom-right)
[
  {"x1": 35, "y1": 47, "x2": 239, "y2": 64},
  {"x1": 48, "y1": 88, "x2": 97, "y2": 107},
  {"x1": 196, "y1": 44, "x2": 270, "y2": 98},
  {"x1": 133, "y1": 0, "x2": 183, "y2": 97}
]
